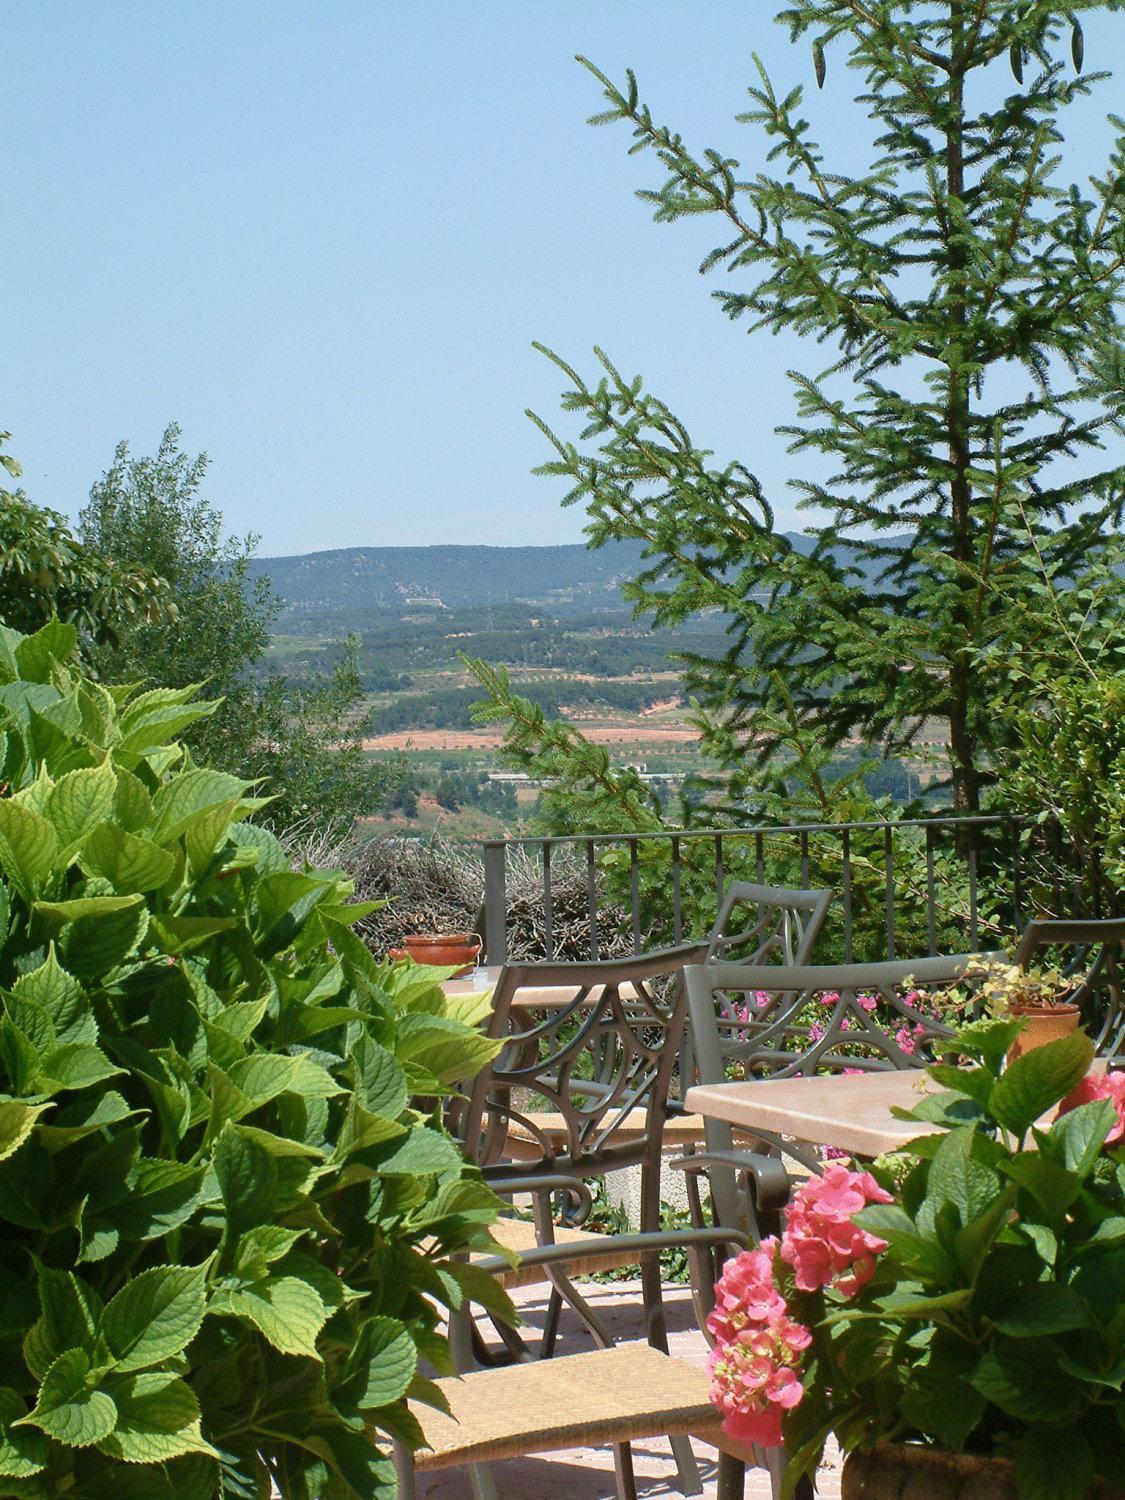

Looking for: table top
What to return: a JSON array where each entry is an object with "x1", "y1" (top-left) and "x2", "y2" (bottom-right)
[{"x1": 684, "y1": 1071, "x2": 943, "y2": 1158}]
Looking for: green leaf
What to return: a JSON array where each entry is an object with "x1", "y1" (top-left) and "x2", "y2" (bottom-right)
[
  {"x1": 0, "y1": 1101, "x2": 49, "y2": 1163},
  {"x1": 988, "y1": 1031, "x2": 1094, "y2": 1138},
  {"x1": 0, "y1": 1387, "x2": 49, "y2": 1478},
  {"x1": 900, "y1": 1343, "x2": 983, "y2": 1451},
  {"x1": 972, "y1": 1341, "x2": 1080, "y2": 1422},
  {"x1": 60, "y1": 899, "x2": 149, "y2": 981},
  {"x1": 0, "y1": 802, "x2": 59, "y2": 902},
  {"x1": 81, "y1": 822, "x2": 177, "y2": 893},
  {"x1": 1039, "y1": 1098, "x2": 1116, "y2": 1178},
  {"x1": 925, "y1": 1126, "x2": 999, "y2": 1226},
  {"x1": 12, "y1": 949, "x2": 93, "y2": 1045},
  {"x1": 46, "y1": 760, "x2": 117, "y2": 854},
  {"x1": 101, "y1": 1264, "x2": 208, "y2": 1372},
  {"x1": 350, "y1": 1035, "x2": 408, "y2": 1119},
  {"x1": 213, "y1": 1123, "x2": 278, "y2": 1247},
  {"x1": 1015, "y1": 1428, "x2": 1094, "y2": 1500},
  {"x1": 108, "y1": 1160, "x2": 206, "y2": 1241},
  {"x1": 218, "y1": 1275, "x2": 328, "y2": 1359},
  {"x1": 370, "y1": 1125, "x2": 463, "y2": 1177},
  {"x1": 32, "y1": 1263, "x2": 102, "y2": 1367},
  {"x1": 151, "y1": 769, "x2": 252, "y2": 844},
  {"x1": 942, "y1": 1017, "x2": 1023, "y2": 1073},
  {"x1": 334, "y1": 1315, "x2": 417, "y2": 1411},
  {"x1": 990, "y1": 1282, "x2": 1094, "y2": 1337},
  {"x1": 19, "y1": 1348, "x2": 117, "y2": 1447},
  {"x1": 1001, "y1": 1150, "x2": 1083, "y2": 1215},
  {"x1": 36, "y1": 1043, "x2": 123, "y2": 1094},
  {"x1": 96, "y1": 1372, "x2": 217, "y2": 1463},
  {"x1": 15, "y1": 621, "x2": 77, "y2": 682}
]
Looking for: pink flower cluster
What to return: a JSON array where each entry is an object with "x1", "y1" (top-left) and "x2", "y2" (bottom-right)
[
  {"x1": 781, "y1": 1164, "x2": 893, "y2": 1297},
  {"x1": 706, "y1": 1239, "x2": 811, "y2": 1447},
  {"x1": 1058, "y1": 1069, "x2": 1125, "y2": 1146},
  {"x1": 707, "y1": 1165, "x2": 894, "y2": 1447}
]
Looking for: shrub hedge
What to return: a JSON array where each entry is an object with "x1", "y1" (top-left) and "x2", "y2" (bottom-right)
[{"x1": 0, "y1": 620, "x2": 508, "y2": 1499}]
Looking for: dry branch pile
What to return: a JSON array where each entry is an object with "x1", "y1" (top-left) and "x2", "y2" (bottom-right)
[{"x1": 292, "y1": 831, "x2": 632, "y2": 962}]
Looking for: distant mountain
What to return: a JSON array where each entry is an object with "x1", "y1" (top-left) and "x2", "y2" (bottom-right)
[
  {"x1": 250, "y1": 540, "x2": 652, "y2": 616},
  {"x1": 251, "y1": 533, "x2": 911, "y2": 625}
]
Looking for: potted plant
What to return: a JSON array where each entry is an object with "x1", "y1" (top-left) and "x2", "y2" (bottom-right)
[
  {"x1": 388, "y1": 930, "x2": 482, "y2": 975},
  {"x1": 928, "y1": 956, "x2": 1083, "y2": 1059},
  {"x1": 707, "y1": 1021, "x2": 1125, "y2": 1498}
]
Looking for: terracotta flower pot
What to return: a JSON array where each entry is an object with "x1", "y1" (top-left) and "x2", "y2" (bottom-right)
[
  {"x1": 388, "y1": 931, "x2": 481, "y2": 976},
  {"x1": 1007, "y1": 1001, "x2": 1081, "y2": 1060},
  {"x1": 842, "y1": 1443, "x2": 1119, "y2": 1498}
]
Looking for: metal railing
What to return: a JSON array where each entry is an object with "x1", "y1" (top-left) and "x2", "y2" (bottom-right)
[{"x1": 480, "y1": 814, "x2": 1087, "y2": 965}]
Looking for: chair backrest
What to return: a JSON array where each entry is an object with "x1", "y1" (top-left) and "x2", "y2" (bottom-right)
[
  {"x1": 450, "y1": 944, "x2": 708, "y2": 1217},
  {"x1": 685, "y1": 952, "x2": 991, "y2": 1084},
  {"x1": 683, "y1": 954, "x2": 990, "y2": 1213},
  {"x1": 705, "y1": 881, "x2": 833, "y2": 965},
  {"x1": 1014, "y1": 917, "x2": 1125, "y2": 1059}
]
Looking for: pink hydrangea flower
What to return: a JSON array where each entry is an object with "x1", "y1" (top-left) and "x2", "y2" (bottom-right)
[
  {"x1": 707, "y1": 1242, "x2": 812, "y2": 1448},
  {"x1": 856, "y1": 993, "x2": 878, "y2": 1012},
  {"x1": 1057, "y1": 1070, "x2": 1125, "y2": 1146},
  {"x1": 894, "y1": 1026, "x2": 916, "y2": 1055},
  {"x1": 819, "y1": 990, "x2": 841, "y2": 1007},
  {"x1": 779, "y1": 1164, "x2": 893, "y2": 1297},
  {"x1": 754, "y1": 990, "x2": 774, "y2": 1010},
  {"x1": 843, "y1": 1067, "x2": 864, "y2": 1076},
  {"x1": 808, "y1": 1021, "x2": 824, "y2": 1043}
]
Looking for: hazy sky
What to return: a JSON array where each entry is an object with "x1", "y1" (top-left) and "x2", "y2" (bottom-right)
[{"x1": 5, "y1": 4, "x2": 1121, "y2": 555}]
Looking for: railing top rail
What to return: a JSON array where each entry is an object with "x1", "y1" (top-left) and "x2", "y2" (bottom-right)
[{"x1": 480, "y1": 812, "x2": 1027, "y2": 850}]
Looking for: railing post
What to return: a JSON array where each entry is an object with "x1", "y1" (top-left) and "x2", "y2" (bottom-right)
[{"x1": 482, "y1": 840, "x2": 508, "y2": 965}]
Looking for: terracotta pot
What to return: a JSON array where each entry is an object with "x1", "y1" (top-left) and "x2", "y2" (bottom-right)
[
  {"x1": 388, "y1": 931, "x2": 481, "y2": 976},
  {"x1": 1007, "y1": 1001, "x2": 1081, "y2": 1060},
  {"x1": 842, "y1": 1444, "x2": 1120, "y2": 1499}
]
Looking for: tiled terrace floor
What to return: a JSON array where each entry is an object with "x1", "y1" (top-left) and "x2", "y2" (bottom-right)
[{"x1": 416, "y1": 1278, "x2": 843, "y2": 1499}]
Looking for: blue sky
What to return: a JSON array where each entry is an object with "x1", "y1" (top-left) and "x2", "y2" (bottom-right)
[{"x1": 5, "y1": 4, "x2": 1121, "y2": 555}]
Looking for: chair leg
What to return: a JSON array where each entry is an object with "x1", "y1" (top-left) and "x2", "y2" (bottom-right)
[
  {"x1": 612, "y1": 1441, "x2": 638, "y2": 1500},
  {"x1": 392, "y1": 1441, "x2": 417, "y2": 1500},
  {"x1": 468, "y1": 1461, "x2": 499, "y2": 1500},
  {"x1": 717, "y1": 1452, "x2": 746, "y2": 1500},
  {"x1": 670, "y1": 1433, "x2": 704, "y2": 1495},
  {"x1": 540, "y1": 1285, "x2": 562, "y2": 1357}
]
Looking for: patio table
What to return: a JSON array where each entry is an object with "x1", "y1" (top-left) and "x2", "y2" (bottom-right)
[
  {"x1": 684, "y1": 1060, "x2": 1108, "y2": 1159},
  {"x1": 683, "y1": 1071, "x2": 945, "y2": 1158}
]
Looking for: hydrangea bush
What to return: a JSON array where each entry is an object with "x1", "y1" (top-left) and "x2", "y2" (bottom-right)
[
  {"x1": 709, "y1": 1025, "x2": 1125, "y2": 1499},
  {"x1": 0, "y1": 621, "x2": 509, "y2": 1499}
]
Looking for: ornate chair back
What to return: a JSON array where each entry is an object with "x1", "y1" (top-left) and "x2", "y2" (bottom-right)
[
  {"x1": 1014, "y1": 917, "x2": 1125, "y2": 1060},
  {"x1": 704, "y1": 881, "x2": 833, "y2": 965}
]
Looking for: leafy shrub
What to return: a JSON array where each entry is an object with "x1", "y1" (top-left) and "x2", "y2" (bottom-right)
[{"x1": 0, "y1": 620, "x2": 509, "y2": 1498}]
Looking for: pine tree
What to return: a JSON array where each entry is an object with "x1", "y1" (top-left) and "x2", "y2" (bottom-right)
[{"x1": 522, "y1": 2, "x2": 1125, "y2": 817}]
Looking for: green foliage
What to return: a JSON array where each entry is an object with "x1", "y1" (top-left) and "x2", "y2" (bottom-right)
[
  {"x1": 79, "y1": 425, "x2": 393, "y2": 832},
  {"x1": 784, "y1": 1028, "x2": 1125, "y2": 1495},
  {"x1": 464, "y1": 657, "x2": 1008, "y2": 961},
  {"x1": 1004, "y1": 670, "x2": 1125, "y2": 904},
  {"x1": 0, "y1": 620, "x2": 508, "y2": 1498},
  {"x1": 0, "y1": 432, "x2": 172, "y2": 647},
  {"x1": 524, "y1": 4, "x2": 1125, "y2": 817}
]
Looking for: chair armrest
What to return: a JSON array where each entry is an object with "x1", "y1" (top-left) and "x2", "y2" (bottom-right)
[
  {"x1": 669, "y1": 1148, "x2": 792, "y2": 1216},
  {"x1": 469, "y1": 1223, "x2": 744, "y2": 1279}
]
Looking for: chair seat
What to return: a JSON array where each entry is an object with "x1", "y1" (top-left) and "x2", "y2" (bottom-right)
[
  {"x1": 413, "y1": 1343, "x2": 721, "y2": 1471},
  {"x1": 483, "y1": 1216, "x2": 644, "y2": 1287}
]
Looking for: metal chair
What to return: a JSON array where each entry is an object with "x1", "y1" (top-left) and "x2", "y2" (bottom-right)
[
  {"x1": 705, "y1": 881, "x2": 833, "y2": 965},
  {"x1": 1013, "y1": 916, "x2": 1125, "y2": 1060},
  {"x1": 681, "y1": 953, "x2": 991, "y2": 1199},
  {"x1": 440, "y1": 944, "x2": 782, "y2": 1500}
]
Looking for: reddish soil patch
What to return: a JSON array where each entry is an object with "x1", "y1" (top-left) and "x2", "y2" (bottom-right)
[{"x1": 363, "y1": 725, "x2": 700, "y2": 752}]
